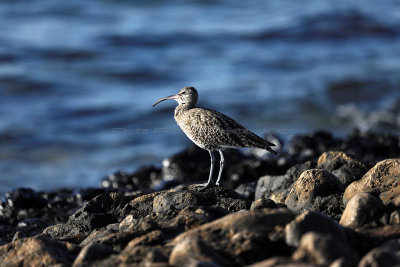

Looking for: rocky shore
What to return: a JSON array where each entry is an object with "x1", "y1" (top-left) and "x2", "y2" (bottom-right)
[{"x1": 1, "y1": 130, "x2": 400, "y2": 266}]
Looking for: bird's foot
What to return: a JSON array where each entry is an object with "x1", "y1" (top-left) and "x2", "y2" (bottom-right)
[{"x1": 197, "y1": 182, "x2": 214, "y2": 191}]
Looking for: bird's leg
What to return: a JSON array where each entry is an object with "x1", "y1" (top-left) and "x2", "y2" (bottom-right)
[
  {"x1": 215, "y1": 150, "x2": 224, "y2": 186},
  {"x1": 200, "y1": 150, "x2": 215, "y2": 190}
]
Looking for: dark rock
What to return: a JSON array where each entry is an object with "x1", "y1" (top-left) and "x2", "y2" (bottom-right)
[
  {"x1": 0, "y1": 224, "x2": 16, "y2": 243},
  {"x1": 5, "y1": 188, "x2": 47, "y2": 209},
  {"x1": 358, "y1": 246, "x2": 400, "y2": 267},
  {"x1": 250, "y1": 198, "x2": 278, "y2": 210},
  {"x1": 42, "y1": 223, "x2": 88, "y2": 243},
  {"x1": 160, "y1": 145, "x2": 283, "y2": 190},
  {"x1": 153, "y1": 190, "x2": 199, "y2": 213},
  {"x1": 292, "y1": 232, "x2": 358, "y2": 266},
  {"x1": 343, "y1": 130, "x2": 400, "y2": 165},
  {"x1": 9, "y1": 218, "x2": 49, "y2": 241},
  {"x1": 170, "y1": 208, "x2": 295, "y2": 266},
  {"x1": 287, "y1": 131, "x2": 342, "y2": 162},
  {"x1": 101, "y1": 166, "x2": 161, "y2": 191},
  {"x1": 1, "y1": 188, "x2": 79, "y2": 226},
  {"x1": 125, "y1": 191, "x2": 162, "y2": 219},
  {"x1": 256, "y1": 161, "x2": 315, "y2": 203},
  {"x1": 0, "y1": 235, "x2": 80, "y2": 266},
  {"x1": 339, "y1": 193, "x2": 385, "y2": 229},
  {"x1": 76, "y1": 188, "x2": 107, "y2": 203},
  {"x1": 43, "y1": 192, "x2": 134, "y2": 242},
  {"x1": 344, "y1": 158, "x2": 400, "y2": 205},
  {"x1": 316, "y1": 151, "x2": 368, "y2": 187},
  {"x1": 285, "y1": 211, "x2": 348, "y2": 247},
  {"x1": 160, "y1": 145, "x2": 218, "y2": 185},
  {"x1": 355, "y1": 225, "x2": 400, "y2": 251},
  {"x1": 68, "y1": 193, "x2": 132, "y2": 232},
  {"x1": 285, "y1": 169, "x2": 344, "y2": 215},
  {"x1": 152, "y1": 185, "x2": 250, "y2": 214}
]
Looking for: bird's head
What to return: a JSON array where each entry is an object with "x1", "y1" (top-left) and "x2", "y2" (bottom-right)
[{"x1": 153, "y1": 86, "x2": 198, "y2": 107}]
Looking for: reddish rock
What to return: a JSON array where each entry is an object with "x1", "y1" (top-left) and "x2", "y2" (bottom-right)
[
  {"x1": 169, "y1": 208, "x2": 295, "y2": 266},
  {"x1": 0, "y1": 235, "x2": 79, "y2": 267},
  {"x1": 169, "y1": 235, "x2": 229, "y2": 266},
  {"x1": 285, "y1": 169, "x2": 343, "y2": 217},
  {"x1": 73, "y1": 243, "x2": 115, "y2": 267},
  {"x1": 317, "y1": 151, "x2": 367, "y2": 187},
  {"x1": 339, "y1": 193, "x2": 384, "y2": 229},
  {"x1": 344, "y1": 159, "x2": 400, "y2": 205},
  {"x1": 358, "y1": 247, "x2": 400, "y2": 267},
  {"x1": 285, "y1": 211, "x2": 347, "y2": 247},
  {"x1": 292, "y1": 232, "x2": 358, "y2": 265}
]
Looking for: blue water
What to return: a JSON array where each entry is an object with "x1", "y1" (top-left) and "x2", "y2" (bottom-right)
[{"x1": 1, "y1": 0, "x2": 400, "y2": 195}]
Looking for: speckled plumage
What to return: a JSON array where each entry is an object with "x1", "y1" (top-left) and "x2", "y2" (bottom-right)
[
  {"x1": 153, "y1": 86, "x2": 277, "y2": 189},
  {"x1": 175, "y1": 107, "x2": 276, "y2": 152}
]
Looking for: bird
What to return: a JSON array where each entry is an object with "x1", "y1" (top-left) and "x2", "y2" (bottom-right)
[{"x1": 153, "y1": 86, "x2": 277, "y2": 189}]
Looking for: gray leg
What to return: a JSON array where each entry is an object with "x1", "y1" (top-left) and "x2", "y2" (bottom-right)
[
  {"x1": 216, "y1": 150, "x2": 224, "y2": 186},
  {"x1": 201, "y1": 150, "x2": 215, "y2": 189}
]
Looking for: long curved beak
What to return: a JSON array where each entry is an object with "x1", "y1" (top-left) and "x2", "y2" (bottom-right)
[{"x1": 152, "y1": 94, "x2": 178, "y2": 107}]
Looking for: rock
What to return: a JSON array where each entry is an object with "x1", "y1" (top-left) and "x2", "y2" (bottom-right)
[
  {"x1": 390, "y1": 211, "x2": 400, "y2": 225},
  {"x1": 316, "y1": 151, "x2": 367, "y2": 187},
  {"x1": 344, "y1": 158, "x2": 400, "y2": 205},
  {"x1": 250, "y1": 198, "x2": 278, "y2": 210},
  {"x1": 343, "y1": 131, "x2": 400, "y2": 164},
  {"x1": 73, "y1": 243, "x2": 115, "y2": 267},
  {"x1": 42, "y1": 223, "x2": 87, "y2": 243},
  {"x1": 126, "y1": 191, "x2": 162, "y2": 219},
  {"x1": 75, "y1": 188, "x2": 107, "y2": 203},
  {"x1": 68, "y1": 193, "x2": 132, "y2": 233},
  {"x1": 292, "y1": 232, "x2": 358, "y2": 265},
  {"x1": 152, "y1": 185, "x2": 250, "y2": 214},
  {"x1": 256, "y1": 161, "x2": 315, "y2": 203},
  {"x1": 7, "y1": 218, "x2": 49, "y2": 241},
  {"x1": 356, "y1": 225, "x2": 400, "y2": 250},
  {"x1": 0, "y1": 224, "x2": 16, "y2": 243},
  {"x1": 248, "y1": 256, "x2": 318, "y2": 267},
  {"x1": 235, "y1": 181, "x2": 257, "y2": 200},
  {"x1": 153, "y1": 190, "x2": 199, "y2": 213},
  {"x1": 160, "y1": 145, "x2": 281, "y2": 190},
  {"x1": 0, "y1": 235, "x2": 79, "y2": 266},
  {"x1": 285, "y1": 169, "x2": 343, "y2": 215},
  {"x1": 5, "y1": 188, "x2": 47, "y2": 209},
  {"x1": 358, "y1": 246, "x2": 400, "y2": 267},
  {"x1": 101, "y1": 166, "x2": 161, "y2": 191},
  {"x1": 79, "y1": 228, "x2": 117, "y2": 247},
  {"x1": 160, "y1": 145, "x2": 218, "y2": 185},
  {"x1": 43, "y1": 192, "x2": 134, "y2": 242},
  {"x1": 285, "y1": 211, "x2": 347, "y2": 247},
  {"x1": 124, "y1": 230, "x2": 164, "y2": 249},
  {"x1": 288, "y1": 131, "x2": 341, "y2": 162},
  {"x1": 94, "y1": 245, "x2": 171, "y2": 266},
  {"x1": 170, "y1": 208, "x2": 295, "y2": 266},
  {"x1": 169, "y1": 235, "x2": 229, "y2": 266},
  {"x1": 339, "y1": 193, "x2": 385, "y2": 229}
]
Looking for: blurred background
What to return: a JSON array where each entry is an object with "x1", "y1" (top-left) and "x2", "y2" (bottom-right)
[{"x1": 1, "y1": 0, "x2": 399, "y2": 195}]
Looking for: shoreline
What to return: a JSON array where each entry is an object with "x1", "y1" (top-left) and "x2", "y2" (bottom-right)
[{"x1": 1, "y1": 129, "x2": 399, "y2": 266}]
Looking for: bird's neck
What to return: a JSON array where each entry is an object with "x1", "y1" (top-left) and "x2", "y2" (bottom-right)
[{"x1": 174, "y1": 103, "x2": 194, "y2": 117}]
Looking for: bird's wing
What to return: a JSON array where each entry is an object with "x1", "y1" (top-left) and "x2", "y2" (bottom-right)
[{"x1": 183, "y1": 108, "x2": 276, "y2": 150}]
